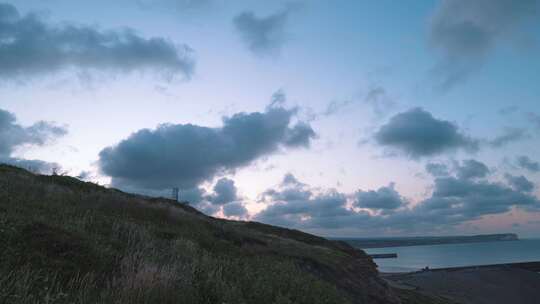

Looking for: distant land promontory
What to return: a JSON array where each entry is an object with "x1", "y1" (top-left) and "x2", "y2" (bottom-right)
[{"x1": 338, "y1": 233, "x2": 519, "y2": 249}]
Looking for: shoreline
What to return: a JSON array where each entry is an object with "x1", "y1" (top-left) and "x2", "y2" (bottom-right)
[
  {"x1": 383, "y1": 263, "x2": 540, "y2": 304},
  {"x1": 365, "y1": 239, "x2": 540, "y2": 275},
  {"x1": 380, "y1": 260, "x2": 540, "y2": 275}
]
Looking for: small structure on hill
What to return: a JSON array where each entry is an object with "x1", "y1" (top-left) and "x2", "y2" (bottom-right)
[{"x1": 172, "y1": 187, "x2": 179, "y2": 202}]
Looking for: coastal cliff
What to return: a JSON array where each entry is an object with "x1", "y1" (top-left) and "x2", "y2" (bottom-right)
[{"x1": 0, "y1": 164, "x2": 405, "y2": 304}]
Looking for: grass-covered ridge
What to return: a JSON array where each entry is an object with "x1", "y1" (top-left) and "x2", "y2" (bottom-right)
[{"x1": 0, "y1": 164, "x2": 406, "y2": 303}]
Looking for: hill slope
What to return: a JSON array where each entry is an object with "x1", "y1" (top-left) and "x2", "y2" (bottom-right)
[{"x1": 0, "y1": 165, "x2": 443, "y2": 303}]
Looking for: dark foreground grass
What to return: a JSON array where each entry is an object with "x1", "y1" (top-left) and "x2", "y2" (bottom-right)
[
  {"x1": 0, "y1": 165, "x2": 443, "y2": 303},
  {"x1": 0, "y1": 166, "x2": 352, "y2": 303}
]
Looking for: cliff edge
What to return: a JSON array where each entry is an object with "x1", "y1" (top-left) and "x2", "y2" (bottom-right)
[{"x1": 0, "y1": 164, "x2": 403, "y2": 304}]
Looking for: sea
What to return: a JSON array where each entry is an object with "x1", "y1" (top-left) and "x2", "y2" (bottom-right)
[{"x1": 362, "y1": 239, "x2": 540, "y2": 273}]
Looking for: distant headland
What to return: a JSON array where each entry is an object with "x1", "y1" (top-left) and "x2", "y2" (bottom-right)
[{"x1": 338, "y1": 233, "x2": 519, "y2": 249}]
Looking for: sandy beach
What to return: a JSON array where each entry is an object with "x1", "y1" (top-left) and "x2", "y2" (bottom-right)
[{"x1": 384, "y1": 267, "x2": 540, "y2": 304}]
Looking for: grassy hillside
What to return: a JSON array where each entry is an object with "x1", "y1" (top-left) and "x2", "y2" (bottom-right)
[{"x1": 0, "y1": 164, "x2": 444, "y2": 303}]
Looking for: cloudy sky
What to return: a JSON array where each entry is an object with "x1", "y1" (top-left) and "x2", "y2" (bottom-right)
[{"x1": 2, "y1": 0, "x2": 540, "y2": 237}]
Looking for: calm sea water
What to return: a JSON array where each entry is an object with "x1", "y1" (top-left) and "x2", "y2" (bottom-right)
[{"x1": 363, "y1": 239, "x2": 540, "y2": 273}]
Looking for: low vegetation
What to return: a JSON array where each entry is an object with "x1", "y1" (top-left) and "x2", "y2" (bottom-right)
[{"x1": 0, "y1": 164, "x2": 442, "y2": 303}]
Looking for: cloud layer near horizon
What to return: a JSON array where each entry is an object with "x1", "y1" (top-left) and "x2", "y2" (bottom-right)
[
  {"x1": 0, "y1": 2, "x2": 194, "y2": 80},
  {"x1": 99, "y1": 105, "x2": 316, "y2": 190},
  {"x1": 254, "y1": 159, "x2": 539, "y2": 234}
]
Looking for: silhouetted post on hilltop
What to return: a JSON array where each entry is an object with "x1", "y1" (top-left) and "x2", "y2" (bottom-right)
[{"x1": 172, "y1": 187, "x2": 179, "y2": 202}]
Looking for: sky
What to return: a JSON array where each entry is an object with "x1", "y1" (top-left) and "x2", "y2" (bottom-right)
[{"x1": 2, "y1": 0, "x2": 540, "y2": 237}]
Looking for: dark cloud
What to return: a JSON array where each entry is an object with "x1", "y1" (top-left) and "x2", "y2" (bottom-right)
[
  {"x1": 255, "y1": 175, "x2": 352, "y2": 229},
  {"x1": 177, "y1": 186, "x2": 221, "y2": 215},
  {"x1": 391, "y1": 173, "x2": 540, "y2": 229},
  {"x1": 252, "y1": 175, "x2": 386, "y2": 230},
  {"x1": 0, "y1": 108, "x2": 67, "y2": 156},
  {"x1": 102, "y1": 167, "x2": 246, "y2": 218},
  {"x1": 281, "y1": 172, "x2": 304, "y2": 186},
  {"x1": 99, "y1": 105, "x2": 316, "y2": 190},
  {"x1": 423, "y1": 175, "x2": 539, "y2": 222},
  {"x1": 208, "y1": 177, "x2": 238, "y2": 205},
  {"x1": 233, "y1": 8, "x2": 290, "y2": 55},
  {"x1": 0, "y1": 3, "x2": 194, "y2": 81},
  {"x1": 0, "y1": 107, "x2": 66, "y2": 174},
  {"x1": 456, "y1": 159, "x2": 489, "y2": 180},
  {"x1": 505, "y1": 174, "x2": 535, "y2": 192},
  {"x1": 517, "y1": 155, "x2": 540, "y2": 173},
  {"x1": 284, "y1": 122, "x2": 316, "y2": 147},
  {"x1": 419, "y1": 158, "x2": 539, "y2": 220},
  {"x1": 425, "y1": 162, "x2": 450, "y2": 177},
  {"x1": 354, "y1": 183, "x2": 407, "y2": 211},
  {"x1": 429, "y1": 0, "x2": 540, "y2": 89},
  {"x1": 179, "y1": 187, "x2": 206, "y2": 204},
  {"x1": 195, "y1": 178, "x2": 248, "y2": 218},
  {"x1": 254, "y1": 164, "x2": 540, "y2": 234},
  {"x1": 488, "y1": 127, "x2": 527, "y2": 148},
  {"x1": 374, "y1": 108, "x2": 478, "y2": 158},
  {"x1": 260, "y1": 173, "x2": 312, "y2": 203},
  {"x1": 427, "y1": 159, "x2": 490, "y2": 180},
  {"x1": 179, "y1": 178, "x2": 247, "y2": 218},
  {"x1": 222, "y1": 201, "x2": 248, "y2": 217}
]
